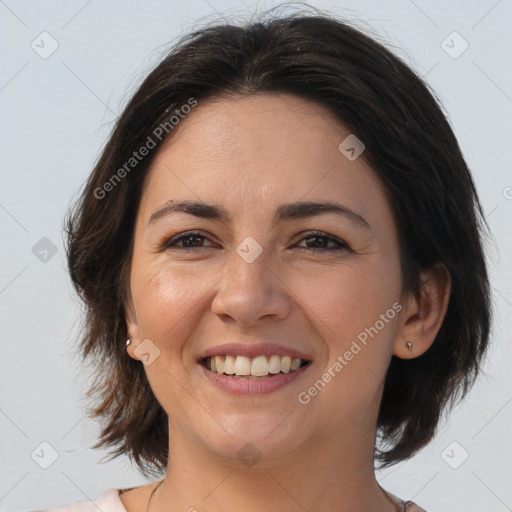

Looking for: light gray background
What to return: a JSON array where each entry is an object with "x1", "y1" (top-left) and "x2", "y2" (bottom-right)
[{"x1": 0, "y1": 0, "x2": 511, "y2": 511}]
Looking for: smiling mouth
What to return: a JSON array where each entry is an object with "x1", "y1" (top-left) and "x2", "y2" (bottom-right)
[{"x1": 199, "y1": 355, "x2": 311, "y2": 379}]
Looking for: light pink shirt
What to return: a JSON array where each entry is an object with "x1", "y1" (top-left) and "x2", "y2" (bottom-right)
[{"x1": 34, "y1": 488, "x2": 427, "y2": 511}]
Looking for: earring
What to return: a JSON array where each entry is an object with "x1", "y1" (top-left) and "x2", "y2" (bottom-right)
[
  {"x1": 126, "y1": 338, "x2": 132, "y2": 346},
  {"x1": 406, "y1": 341, "x2": 413, "y2": 352}
]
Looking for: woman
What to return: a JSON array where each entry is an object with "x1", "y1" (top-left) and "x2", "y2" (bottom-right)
[{"x1": 47, "y1": 6, "x2": 491, "y2": 512}]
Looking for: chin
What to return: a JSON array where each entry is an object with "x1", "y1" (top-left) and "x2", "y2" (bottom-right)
[{"x1": 199, "y1": 411, "x2": 311, "y2": 466}]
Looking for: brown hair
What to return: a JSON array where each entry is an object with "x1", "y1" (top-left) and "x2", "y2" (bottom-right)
[{"x1": 65, "y1": 5, "x2": 492, "y2": 477}]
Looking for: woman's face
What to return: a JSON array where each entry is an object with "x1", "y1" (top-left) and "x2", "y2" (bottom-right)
[{"x1": 126, "y1": 93, "x2": 406, "y2": 463}]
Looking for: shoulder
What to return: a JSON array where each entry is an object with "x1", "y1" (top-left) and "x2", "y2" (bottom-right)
[
  {"x1": 30, "y1": 482, "x2": 158, "y2": 512},
  {"x1": 31, "y1": 488, "x2": 126, "y2": 512},
  {"x1": 404, "y1": 502, "x2": 428, "y2": 512},
  {"x1": 386, "y1": 490, "x2": 428, "y2": 512}
]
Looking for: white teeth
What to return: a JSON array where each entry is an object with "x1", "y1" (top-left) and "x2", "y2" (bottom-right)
[
  {"x1": 207, "y1": 354, "x2": 306, "y2": 377},
  {"x1": 290, "y1": 357, "x2": 301, "y2": 371},
  {"x1": 268, "y1": 355, "x2": 281, "y2": 374},
  {"x1": 223, "y1": 355, "x2": 235, "y2": 374},
  {"x1": 251, "y1": 356, "x2": 269, "y2": 376},
  {"x1": 214, "y1": 355, "x2": 224, "y2": 373},
  {"x1": 234, "y1": 355, "x2": 251, "y2": 375},
  {"x1": 281, "y1": 355, "x2": 291, "y2": 373}
]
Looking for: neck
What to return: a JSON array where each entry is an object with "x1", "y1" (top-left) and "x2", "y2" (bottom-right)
[{"x1": 150, "y1": 421, "x2": 399, "y2": 512}]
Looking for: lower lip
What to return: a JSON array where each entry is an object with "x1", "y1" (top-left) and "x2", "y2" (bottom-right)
[{"x1": 199, "y1": 363, "x2": 311, "y2": 395}]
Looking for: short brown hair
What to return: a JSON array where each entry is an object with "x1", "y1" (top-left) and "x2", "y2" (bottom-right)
[{"x1": 65, "y1": 5, "x2": 492, "y2": 477}]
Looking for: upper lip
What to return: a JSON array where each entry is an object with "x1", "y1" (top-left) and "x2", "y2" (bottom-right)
[{"x1": 199, "y1": 342, "x2": 312, "y2": 361}]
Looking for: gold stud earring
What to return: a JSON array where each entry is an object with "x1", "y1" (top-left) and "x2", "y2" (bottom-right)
[{"x1": 406, "y1": 341, "x2": 413, "y2": 352}]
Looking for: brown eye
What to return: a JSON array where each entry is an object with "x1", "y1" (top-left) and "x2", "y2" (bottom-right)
[
  {"x1": 296, "y1": 231, "x2": 349, "y2": 251},
  {"x1": 164, "y1": 231, "x2": 215, "y2": 249}
]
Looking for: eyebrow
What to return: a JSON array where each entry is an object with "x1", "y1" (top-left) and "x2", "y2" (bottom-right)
[{"x1": 147, "y1": 199, "x2": 371, "y2": 231}]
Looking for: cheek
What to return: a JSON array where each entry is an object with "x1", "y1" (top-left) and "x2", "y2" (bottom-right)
[
  {"x1": 130, "y1": 264, "x2": 215, "y2": 406},
  {"x1": 131, "y1": 260, "x2": 215, "y2": 346},
  {"x1": 287, "y1": 259, "x2": 400, "y2": 410},
  {"x1": 288, "y1": 260, "x2": 400, "y2": 347}
]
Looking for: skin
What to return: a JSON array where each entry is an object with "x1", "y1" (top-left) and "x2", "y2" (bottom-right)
[{"x1": 122, "y1": 93, "x2": 451, "y2": 512}]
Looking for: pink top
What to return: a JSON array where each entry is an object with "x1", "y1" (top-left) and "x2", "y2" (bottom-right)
[{"x1": 34, "y1": 488, "x2": 427, "y2": 511}]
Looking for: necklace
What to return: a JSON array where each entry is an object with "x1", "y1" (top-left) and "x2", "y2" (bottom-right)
[
  {"x1": 146, "y1": 480, "x2": 164, "y2": 512},
  {"x1": 145, "y1": 479, "x2": 402, "y2": 512}
]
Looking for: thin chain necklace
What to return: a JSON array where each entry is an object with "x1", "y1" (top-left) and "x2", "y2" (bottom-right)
[
  {"x1": 146, "y1": 480, "x2": 164, "y2": 512},
  {"x1": 144, "y1": 479, "x2": 402, "y2": 512}
]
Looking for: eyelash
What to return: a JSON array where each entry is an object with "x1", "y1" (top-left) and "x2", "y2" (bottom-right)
[{"x1": 162, "y1": 230, "x2": 350, "y2": 252}]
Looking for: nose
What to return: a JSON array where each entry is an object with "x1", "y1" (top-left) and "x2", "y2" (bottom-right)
[{"x1": 211, "y1": 246, "x2": 291, "y2": 326}]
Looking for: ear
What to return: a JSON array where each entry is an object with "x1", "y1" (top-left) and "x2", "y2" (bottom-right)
[
  {"x1": 394, "y1": 262, "x2": 451, "y2": 359},
  {"x1": 124, "y1": 290, "x2": 142, "y2": 361}
]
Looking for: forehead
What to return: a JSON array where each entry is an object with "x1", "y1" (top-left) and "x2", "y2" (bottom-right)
[
  {"x1": 154, "y1": 93, "x2": 352, "y2": 174},
  {"x1": 138, "y1": 93, "x2": 391, "y2": 229}
]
